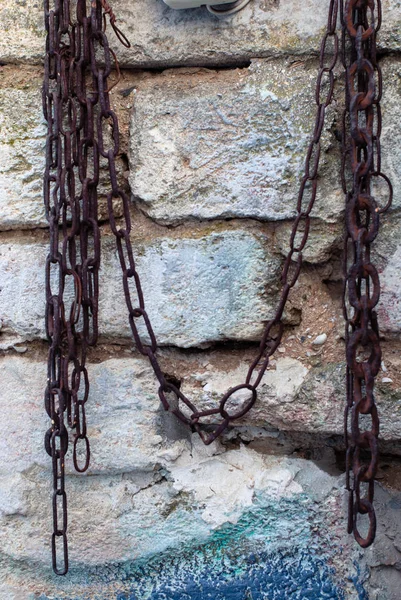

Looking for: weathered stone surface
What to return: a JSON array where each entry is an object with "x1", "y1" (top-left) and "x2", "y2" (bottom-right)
[
  {"x1": 130, "y1": 59, "x2": 343, "y2": 226},
  {"x1": 0, "y1": 355, "x2": 322, "y2": 556},
  {"x1": 380, "y1": 247, "x2": 401, "y2": 335},
  {"x1": 0, "y1": 354, "x2": 400, "y2": 598},
  {"x1": 0, "y1": 355, "x2": 177, "y2": 477},
  {"x1": 1, "y1": 1, "x2": 401, "y2": 68},
  {"x1": 1, "y1": 57, "x2": 400, "y2": 244},
  {"x1": 0, "y1": 454, "x2": 358, "y2": 597},
  {"x1": 357, "y1": 212, "x2": 401, "y2": 337},
  {"x1": 0, "y1": 227, "x2": 281, "y2": 347},
  {"x1": 0, "y1": 67, "x2": 47, "y2": 230},
  {"x1": 162, "y1": 353, "x2": 401, "y2": 444},
  {"x1": 259, "y1": 360, "x2": 401, "y2": 441},
  {"x1": 0, "y1": 65, "x2": 129, "y2": 231},
  {"x1": 275, "y1": 219, "x2": 343, "y2": 263},
  {"x1": 379, "y1": 56, "x2": 401, "y2": 213},
  {"x1": 2, "y1": 352, "x2": 400, "y2": 480},
  {"x1": 129, "y1": 57, "x2": 401, "y2": 228}
]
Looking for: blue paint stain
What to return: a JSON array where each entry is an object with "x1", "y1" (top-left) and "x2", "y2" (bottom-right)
[
  {"x1": 114, "y1": 550, "x2": 343, "y2": 600},
  {"x1": 348, "y1": 561, "x2": 369, "y2": 600},
  {"x1": 36, "y1": 494, "x2": 366, "y2": 599}
]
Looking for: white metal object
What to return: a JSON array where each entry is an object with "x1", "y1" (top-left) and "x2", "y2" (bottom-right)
[
  {"x1": 163, "y1": 0, "x2": 234, "y2": 8},
  {"x1": 207, "y1": 0, "x2": 251, "y2": 15}
]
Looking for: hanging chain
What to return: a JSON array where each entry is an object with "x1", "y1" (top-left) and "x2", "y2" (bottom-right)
[
  {"x1": 341, "y1": 0, "x2": 392, "y2": 548},
  {"x1": 106, "y1": 0, "x2": 339, "y2": 445},
  {"x1": 42, "y1": 0, "x2": 391, "y2": 575},
  {"x1": 43, "y1": 0, "x2": 130, "y2": 575}
]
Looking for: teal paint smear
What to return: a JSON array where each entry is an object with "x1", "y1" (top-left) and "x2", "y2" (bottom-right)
[{"x1": 36, "y1": 493, "x2": 365, "y2": 599}]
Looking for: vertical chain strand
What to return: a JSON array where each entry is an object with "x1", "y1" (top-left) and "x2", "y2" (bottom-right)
[
  {"x1": 43, "y1": 0, "x2": 70, "y2": 575},
  {"x1": 341, "y1": 0, "x2": 391, "y2": 548},
  {"x1": 43, "y1": 0, "x2": 122, "y2": 574}
]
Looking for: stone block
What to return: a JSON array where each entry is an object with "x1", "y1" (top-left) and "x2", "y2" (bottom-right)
[
  {"x1": 129, "y1": 57, "x2": 401, "y2": 229},
  {"x1": 129, "y1": 59, "x2": 342, "y2": 226},
  {"x1": 174, "y1": 353, "x2": 401, "y2": 443},
  {"x1": 377, "y1": 215, "x2": 401, "y2": 337},
  {"x1": 0, "y1": 67, "x2": 47, "y2": 231},
  {"x1": 0, "y1": 227, "x2": 281, "y2": 347},
  {"x1": 0, "y1": 65, "x2": 128, "y2": 231},
  {"x1": 0, "y1": 355, "x2": 183, "y2": 477},
  {"x1": 1, "y1": 1, "x2": 401, "y2": 68}
]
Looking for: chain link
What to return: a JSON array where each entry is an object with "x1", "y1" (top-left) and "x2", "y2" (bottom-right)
[
  {"x1": 341, "y1": 0, "x2": 391, "y2": 549},
  {"x1": 43, "y1": 0, "x2": 130, "y2": 574},
  {"x1": 105, "y1": 0, "x2": 341, "y2": 446},
  {"x1": 43, "y1": 0, "x2": 390, "y2": 575}
]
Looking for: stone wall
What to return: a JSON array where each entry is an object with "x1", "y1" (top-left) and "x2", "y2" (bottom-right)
[{"x1": 0, "y1": 1, "x2": 401, "y2": 599}]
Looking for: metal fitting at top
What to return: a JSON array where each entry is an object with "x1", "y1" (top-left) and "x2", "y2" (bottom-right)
[{"x1": 162, "y1": 0, "x2": 251, "y2": 15}]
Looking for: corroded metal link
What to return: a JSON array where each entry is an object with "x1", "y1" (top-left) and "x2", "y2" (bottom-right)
[
  {"x1": 105, "y1": 0, "x2": 339, "y2": 445},
  {"x1": 43, "y1": 0, "x2": 126, "y2": 575},
  {"x1": 341, "y1": 0, "x2": 390, "y2": 549}
]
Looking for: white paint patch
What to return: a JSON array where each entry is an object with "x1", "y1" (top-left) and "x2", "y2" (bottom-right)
[
  {"x1": 202, "y1": 357, "x2": 307, "y2": 402},
  {"x1": 171, "y1": 443, "x2": 303, "y2": 528}
]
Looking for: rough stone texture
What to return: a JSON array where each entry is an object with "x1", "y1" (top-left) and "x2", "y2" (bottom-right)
[
  {"x1": 185, "y1": 356, "x2": 401, "y2": 443},
  {"x1": 0, "y1": 65, "x2": 129, "y2": 231},
  {"x1": 1, "y1": 0, "x2": 401, "y2": 68},
  {"x1": 129, "y1": 59, "x2": 342, "y2": 225},
  {"x1": 375, "y1": 214, "x2": 401, "y2": 337},
  {"x1": 2, "y1": 352, "x2": 400, "y2": 479},
  {"x1": 0, "y1": 355, "x2": 400, "y2": 599},
  {"x1": 129, "y1": 57, "x2": 401, "y2": 224},
  {"x1": 0, "y1": 66, "x2": 46, "y2": 231},
  {"x1": 0, "y1": 227, "x2": 282, "y2": 348},
  {"x1": 2, "y1": 57, "x2": 400, "y2": 238},
  {"x1": 275, "y1": 219, "x2": 343, "y2": 263},
  {"x1": 1, "y1": 1, "x2": 401, "y2": 597}
]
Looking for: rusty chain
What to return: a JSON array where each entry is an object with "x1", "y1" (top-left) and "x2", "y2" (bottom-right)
[
  {"x1": 341, "y1": 0, "x2": 391, "y2": 548},
  {"x1": 43, "y1": 0, "x2": 389, "y2": 575},
  {"x1": 106, "y1": 0, "x2": 340, "y2": 445},
  {"x1": 43, "y1": 0, "x2": 129, "y2": 574}
]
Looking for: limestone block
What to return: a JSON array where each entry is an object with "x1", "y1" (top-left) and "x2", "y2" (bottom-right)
[
  {"x1": 0, "y1": 67, "x2": 47, "y2": 230},
  {"x1": 129, "y1": 57, "x2": 401, "y2": 230},
  {"x1": 378, "y1": 227, "x2": 401, "y2": 336},
  {"x1": 1, "y1": 0, "x2": 401, "y2": 68},
  {"x1": 0, "y1": 446, "x2": 352, "y2": 588},
  {"x1": 0, "y1": 355, "x2": 182, "y2": 478},
  {"x1": 0, "y1": 227, "x2": 281, "y2": 347},
  {"x1": 0, "y1": 65, "x2": 128, "y2": 231},
  {"x1": 129, "y1": 59, "x2": 343, "y2": 227},
  {"x1": 2, "y1": 349, "x2": 399, "y2": 489},
  {"x1": 275, "y1": 219, "x2": 343, "y2": 263},
  {"x1": 379, "y1": 57, "x2": 401, "y2": 214},
  {"x1": 176, "y1": 354, "x2": 401, "y2": 443},
  {"x1": 0, "y1": 429, "x2": 400, "y2": 599},
  {"x1": 353, "y1": 212, "x2": 401, "y2": 337}
]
